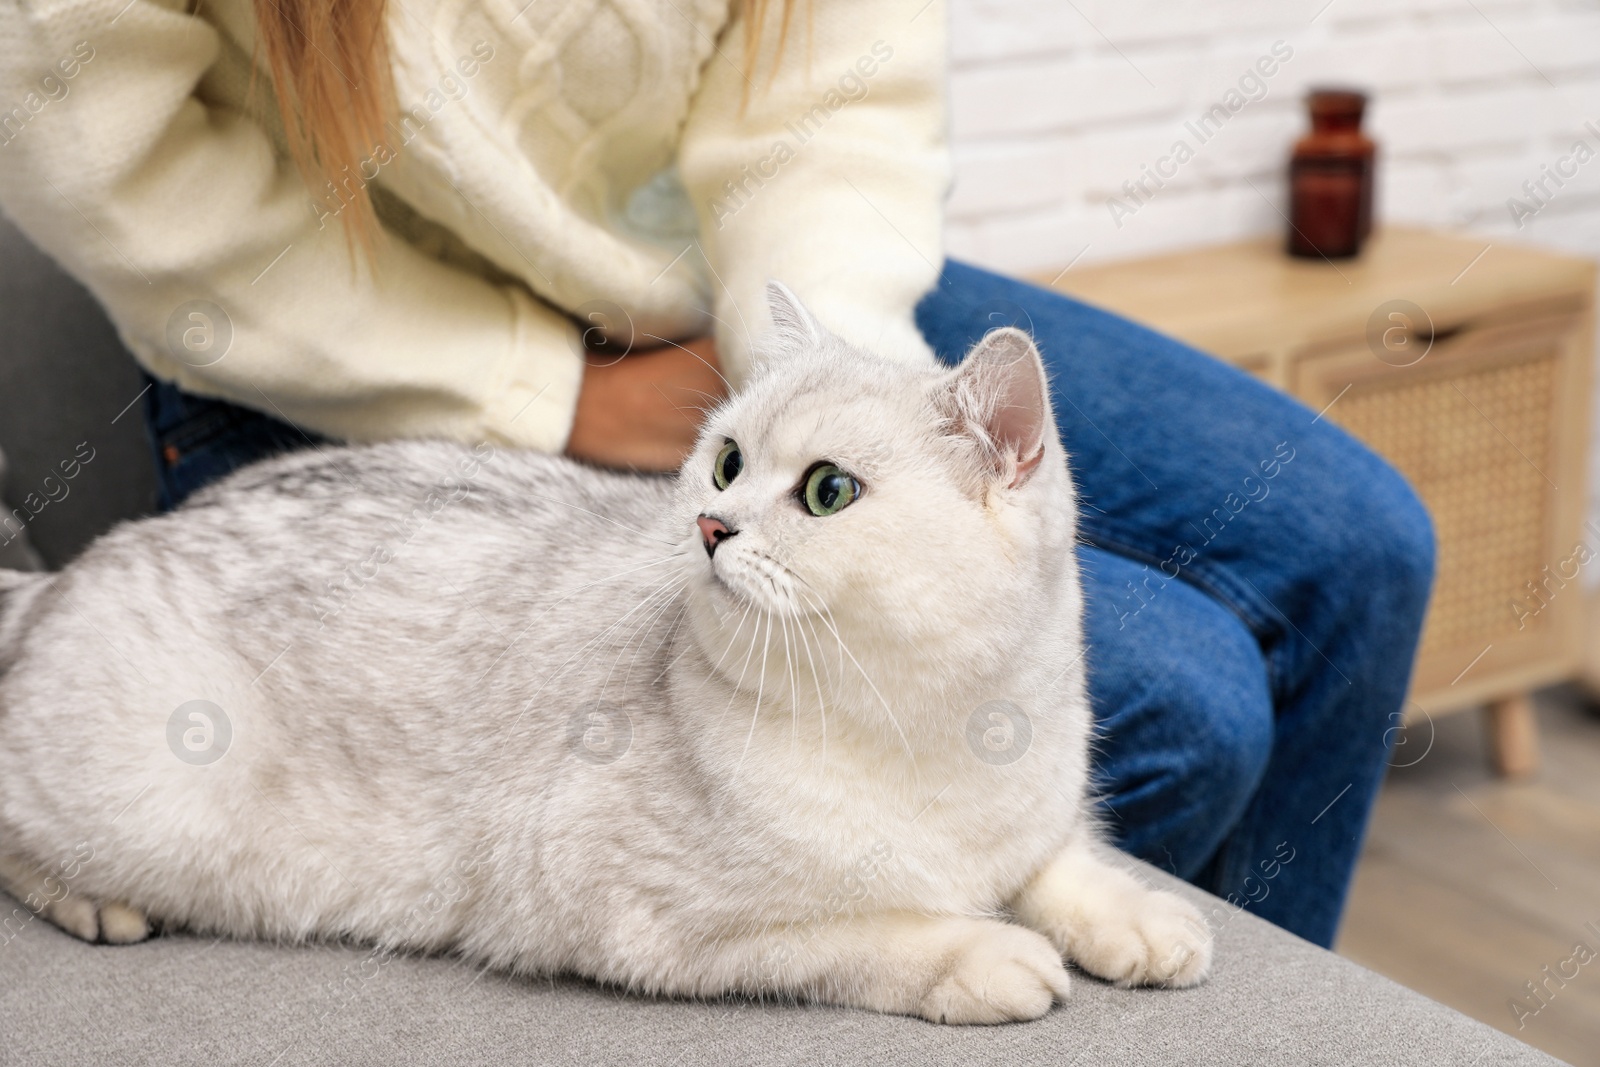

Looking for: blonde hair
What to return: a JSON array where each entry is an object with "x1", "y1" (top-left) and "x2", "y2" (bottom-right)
[
  {"x1": 739, "y1": 0, "x2": 807, "y2": 95},
  {"x1": 254, "y1": 0, "x2": 797, "y2": 250},
  {"x1": 254, "y1": 0, "x2": 392, "y2": 250}
]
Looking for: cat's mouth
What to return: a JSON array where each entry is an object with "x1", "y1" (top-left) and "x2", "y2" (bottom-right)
[
  {"x1": 706, "y1": 562, "x2": 768, "y2": 611},
  {"x1": 703, "y1": 550, "x2": 805, "y2": 617}
]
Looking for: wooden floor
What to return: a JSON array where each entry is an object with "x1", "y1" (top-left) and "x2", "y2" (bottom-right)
[{"x1": 1338, "y1": 686, "x2": 1600, "y2": 1067}]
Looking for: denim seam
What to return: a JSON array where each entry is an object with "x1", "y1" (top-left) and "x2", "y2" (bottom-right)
[
  {"x1": 1079, "y1": 518, "x2": 1273, "y2": 633},
  {"x1": 1078, "y1": 517, "x2": 1289, "y2": 700}
]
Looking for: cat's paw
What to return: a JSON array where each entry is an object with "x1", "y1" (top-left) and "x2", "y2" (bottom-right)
[
  {"x1": 43, "y1": 895, "x2": 151, "y2": 945},
  {"x1": 0, "y1": 853, "x2": 151, "y2": 945},
  {"x1": 918, "y1": 922, "x2": 1071, "y2": 1024},
  {"x1": 1065, "y1": 888, "x2": 1211, "y2": 989}
]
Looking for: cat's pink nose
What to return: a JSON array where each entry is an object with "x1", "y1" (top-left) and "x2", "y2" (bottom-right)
[{"x1": 697, "y1": 515, "x2": 736, "y2": 558}]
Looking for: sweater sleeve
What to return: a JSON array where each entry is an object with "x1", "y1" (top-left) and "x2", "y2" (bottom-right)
[
  {"x1": 677, "y1": 0, "x2": 949, "y2": 381},
  {"x1": 0, "y1": 0, "x2": 583, "y2": 452}
]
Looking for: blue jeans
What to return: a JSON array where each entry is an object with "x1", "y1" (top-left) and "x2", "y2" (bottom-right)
[
  {"x1": 143, "y1": 261, "x2": 1435, "y2": 949},
  {"x1": 142, "y1": 375, "x2": 322, "y2": 513}
]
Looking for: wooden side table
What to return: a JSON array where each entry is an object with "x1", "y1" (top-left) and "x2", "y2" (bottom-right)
[{"x1": 1036, "y1": 228, "x2": 1597, "y2": 777}]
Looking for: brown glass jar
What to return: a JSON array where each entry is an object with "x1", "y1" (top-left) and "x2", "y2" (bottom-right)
[{"x1": 1288, "y1": 88, "x2": 1376, "y2": 259}]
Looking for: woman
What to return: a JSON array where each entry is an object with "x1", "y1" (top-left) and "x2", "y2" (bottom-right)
[{"x1": 0, "y1": 0, "x2": 1432, "y2": 949}]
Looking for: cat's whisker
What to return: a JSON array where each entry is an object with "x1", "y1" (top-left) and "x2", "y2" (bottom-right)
[
  {"x1": 698, "y1": 303, "x2": 753, "y2": 356},
  {"x1": 671, "y1": 386, "x2": 723, "y2": 408},
  {"x1": 709, "y1": 600, "x2": 756, "y2": 677},
  {"x1": 718, "y1": 606, "x2": 768, "y2": 732},
  {"x1": 736, "y1": 611, "x2": 775, "y2": 772},
  {"x1": 794, "y1": 599, "x2": 838, "y2": 691},
  {"x1": 600, "y1": 575, "x2": 688, "y2": 700},
  {"x1": 650, "y1": 602, "x2": 703, "y2": 685},
  {"x1": 793, "y1": 583, "x2": 845, "y2": 685},
  {"x1": 655, "y1": 579, "x2": 742, "y2": 687},
  {"x1": 511, "y1": 568, "x2": 684, "y2": 703},
  {"x1": 481, "y1": 551, "x2": 686, "y2": 684},
  {"x1": 579, "y1": 579, "x2": 687, "y2": 698},
  {"x1": 791, "y1": 604, "x2": 830, "y2": 767},
  {"x1": 779, "y1": 613, "x2": 799, "y2": 750},
  {"x1": 651, "y1": 386, "x2": 699, "y2": 427},
  {"x1": 529, "y1": 496, "x2": 677, "y2": 546},
  {"x1": 744, "y1": 549, "x2": 809, "y2": 623},
  {"x1": 685, "y1": 249, "x2": 757, "y2": 354},
  {"x1": 790, "y1": 588, "x2": 838, "y2": 681},
  {"x1": 800, "y1": 589, "x2": 916, "y2": 765},
  {"x1": 625, "y1": 602, "x2": 688, "y2": 693},
  {"x1": 807, "y1": 590, "x2": 847, "y2": 688},
  {"x1": 626, "y1": 571, "x2": 688, "y2": 637},
  {"x1": 640, "y1": 332, "x2": 735, "y2": 394},
  {"x1": 502, "y1": 570, "x2": 689, "y2": 739},
  {"x1": 630, "y1": 588, "x2": 690, "y2": 681},
  {"x1": 537, "y1": 575, "x2": 683, "y2": 702}
]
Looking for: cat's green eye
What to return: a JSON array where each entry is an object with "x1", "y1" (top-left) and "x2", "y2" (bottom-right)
[
  {"x1": 713, "y1": 440, "x2": 743, "y2": 490},
  {"x1": 802, "y1": 463, "x2": 860, "y2": 517}
]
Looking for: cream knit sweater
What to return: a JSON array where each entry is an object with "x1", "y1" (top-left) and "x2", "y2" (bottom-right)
[{"x1": 0, "y1": 0, "x2": 947, "y2": 452}]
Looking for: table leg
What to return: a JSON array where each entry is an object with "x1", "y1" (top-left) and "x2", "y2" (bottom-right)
[{"x1": 1484, "y1": 694, "x2": 1539, "y2": 778}]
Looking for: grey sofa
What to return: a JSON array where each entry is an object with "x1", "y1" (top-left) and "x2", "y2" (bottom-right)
[
  {"x1": 0, "y1": 216, "x2": 1563, "y2": 1065},
  {"x1": 0, "y1": 865, "x2": 1558, "y2": 1066},
  {"x1": 0, "y1": 218, "x2": 157, "y2": 568}
]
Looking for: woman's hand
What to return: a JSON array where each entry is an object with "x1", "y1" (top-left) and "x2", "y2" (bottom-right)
[{"x1": 564, "y1": 336, "x2": 727, "y2": 472}]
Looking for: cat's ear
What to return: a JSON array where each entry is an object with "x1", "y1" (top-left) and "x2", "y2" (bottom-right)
[
  {"x1": 765, "y1": 280, "x2": 825, "y2": 348},
  {"x1": 943, "y1": 327, "x2": 1051, "y2": 489}
]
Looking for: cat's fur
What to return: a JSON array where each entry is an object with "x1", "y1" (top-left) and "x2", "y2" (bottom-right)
[{"x1": 0, "y1": 285, "x2": 1210, "y2": 1022}]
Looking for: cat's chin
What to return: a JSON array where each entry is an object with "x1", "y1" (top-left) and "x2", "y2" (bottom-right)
[
  {"x1": 705, "y1": 567, "x2": 762, "y2": 609},
  {"x1": 701, "y1": 564, "x2": 797, "y2": 619}
]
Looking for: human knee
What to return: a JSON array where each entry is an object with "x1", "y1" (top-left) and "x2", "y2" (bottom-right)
[{"x1": 1310, "y1": 432, "x2": 1437, "y2": 618}]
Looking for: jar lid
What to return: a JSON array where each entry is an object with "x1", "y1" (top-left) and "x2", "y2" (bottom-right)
[{"x1": 1307, "y1": 87, "x2": 1368, "y2": 120}]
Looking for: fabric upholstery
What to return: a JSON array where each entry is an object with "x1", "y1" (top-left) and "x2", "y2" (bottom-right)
[{"x1": 0, "y1": 862, "x2": 1558, "y2": 1066}]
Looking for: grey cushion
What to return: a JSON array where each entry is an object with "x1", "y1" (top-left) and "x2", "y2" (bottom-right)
[{"x1": 0, "y1": 863, "x2": 1559, "y2": 1066}]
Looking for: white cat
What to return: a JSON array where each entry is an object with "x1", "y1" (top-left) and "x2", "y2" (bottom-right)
[{"x1": 0, "y1": 284, "x2": 1210, "y2": 1023}]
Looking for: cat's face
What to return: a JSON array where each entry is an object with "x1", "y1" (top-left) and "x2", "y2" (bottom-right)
[{"x1": 672, "y1": 285, "x2": 1077, "y2": 717}]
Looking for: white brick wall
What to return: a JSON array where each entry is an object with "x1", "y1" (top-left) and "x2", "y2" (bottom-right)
[
  {"x1": 945, "y1": 0, "x2": 1600, "y2": 273},
  {"x1": 945, "y1": 0, "x2": 1600, "y2": 564}
]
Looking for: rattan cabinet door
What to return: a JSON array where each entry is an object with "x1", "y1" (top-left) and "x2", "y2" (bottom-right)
[{"x1": 1290, "y1": 309, "x2": 1592, "y2": 715}]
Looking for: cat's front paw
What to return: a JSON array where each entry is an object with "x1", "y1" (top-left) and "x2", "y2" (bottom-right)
[
  {"x1": 44, "y1": 895, "x2": 151, "y2": 945},
  {"x1": 918, "y1": 922, "x2": 1071, "y2": 1024},
  {"x1": 1065, "y1": 888, "x2": 1211, "y2": 988},
  {"x1": 0, "y1": 854, "x2": 151, "y2": 946}
]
